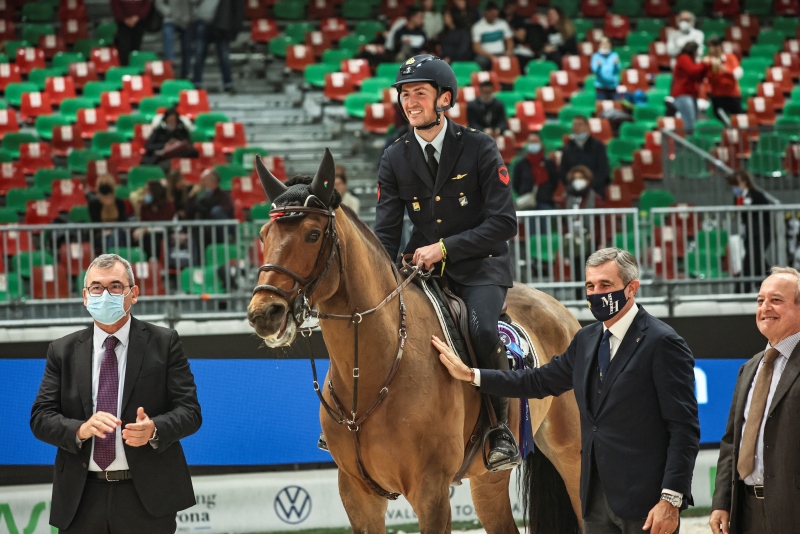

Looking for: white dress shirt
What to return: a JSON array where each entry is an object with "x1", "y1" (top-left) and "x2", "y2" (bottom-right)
[
  {"x1": 83, "y1": 317, "x2": 132, "y2": 471},
  {"x1": 740, "y1": 330, "x2": 799, "y2": 486},
  {"x1": 413, "y1": 117, "x2": 448, "y2": 165}
]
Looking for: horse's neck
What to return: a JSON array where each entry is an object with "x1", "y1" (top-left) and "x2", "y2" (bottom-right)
[{"x1": 316, "y1": 212, "x2": 402, "y2": 389}]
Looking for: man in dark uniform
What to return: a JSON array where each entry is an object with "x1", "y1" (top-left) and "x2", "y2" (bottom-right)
[{"x1": 374, "y1": 54, "x2": 520, "y2": 469}]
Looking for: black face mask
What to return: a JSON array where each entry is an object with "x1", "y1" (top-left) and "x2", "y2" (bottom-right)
[
  {"x1": 586, "y1": 285, "x2": 629, "y2": 322},
  {"x1": 98, "y1": 184, "x2": 113, "y2": 195}
]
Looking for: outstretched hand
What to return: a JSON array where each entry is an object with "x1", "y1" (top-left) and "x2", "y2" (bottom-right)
[{"x1": 433, "y1": 335, "x2": 472, "y2": 382}]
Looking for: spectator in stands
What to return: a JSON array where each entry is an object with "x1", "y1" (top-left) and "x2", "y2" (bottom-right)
[
  {"x1": 143, "y1": 108, "x2": 195, "y2": 165},
  {"x1": 471, "y1": 1, "x2": 514, "y2": 71},
  {"x1": 542, "y1": 6, "x2": 577, "y2": 68},
  {"x1": 166, "y1": 169, "x2": 190, "y2": 219},
  {"x1": 421, "y1": 0, "x2": 444, "y2": 43},
  {"x1": 467, "y1": 80, "x2": 507, "y2": 137},
  {"x1": 560, "y1": 116, "x2": 610, "y2": 199},
  {"x1": 564, "y1": 165, "x2": 596, "y2": 209},
  {"x1": 334, "y1": 165, "x2": 361, "y2": 215},
  {"x1": 666, "y1": 11, "x2": 704, "y2": 58},
  {"x1": 134, "y1": 179, "x2": 176, "y2": 258},
  {"x1": 591, "y1": 37, "x2": 621, "y2": 101},
  {"x1": 110, "y1": 0, "x2": 151, "y2": 66},
  {"x1": 89, "y1": 174, "x2": 129, "y2": 250},
  {"x1": 155, "y1": 0, "x2": 193, "y2": 79},
  {"x1": 512, "y1": 131, "x2": 559, "y2": 210},
  {"x1": 502, "y1": 0, "x2": 536, "y2": 70},
  {"x1": 392, "y1": 7, "x2": 429, "y2": 61},
  {"x1": 192, "y1": 0, "x2": 241, "y2": 94},
  {"x1": 186, "y1": 168, "x2": 234, "y2": 222},
  {"x1": 441, "y1": 0, "x2": 479, "y2": 63},
  {"x1": 730, "y1": 171, "x2": 773, "y2": 293},
  {"x1": 671, "y1": 41, "x2": 709, "y2": 134},
  {"x1": 704, "y1": 37, "x2": 743, "y2": 126}
]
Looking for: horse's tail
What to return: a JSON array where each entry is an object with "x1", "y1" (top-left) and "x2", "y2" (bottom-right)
[{"x1": 520, "y1": 450, "x2": 580, "y2": 534}]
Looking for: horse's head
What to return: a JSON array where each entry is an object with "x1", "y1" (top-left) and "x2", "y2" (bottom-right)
[{"x1": 247, "y1": 149, "x2": 343, "y2": 346}]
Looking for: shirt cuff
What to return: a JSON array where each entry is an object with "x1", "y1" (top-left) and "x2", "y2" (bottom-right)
[
  {"x1": 662, "y1": 489, "x2": 683, "y2": 500},
  {"x1": 472, "y1": 368, "x2": 481, "y2": 387}
]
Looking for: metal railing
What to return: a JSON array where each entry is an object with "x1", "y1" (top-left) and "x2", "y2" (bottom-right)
[{"x1": 1, "y1": 205, "x2": 798, "y2": 325}]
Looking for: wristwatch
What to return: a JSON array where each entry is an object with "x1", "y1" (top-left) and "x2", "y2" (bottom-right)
[
  {"x1": 148, "y1": 424, "x2": 159, "y2": 448},
  {"x1": 660, "y1": 492, "x2": 682, "y2": 508}
]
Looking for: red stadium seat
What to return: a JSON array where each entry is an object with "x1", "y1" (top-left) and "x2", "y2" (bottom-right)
[
  {"x1": 644, "y1": 0, "x2": 672, "y2": 16},
  {"x1": 631, "y1": 54, "x2": 658, "y2": 76},
  {"x1": 507, "y1": 116, "x2": 530, "y2": 148},
  {"x1": 775, "y1": 0, "x2": 800, "y2": 15},
  {"x1": 586, "y1": 28, "x2": 605, "y2": 45},
  {"x1": 596, "y1": 99, "x2": 624, "y2": 114},
  {"x1": 244, "y1": 0, "x2": 269, "y2": 19},
  {"x1": 132, "y1": 123, "x2": 154, "y2": 147},
  {"x1": 90, "y1": 47, "x2": 120, "y2": 74},
  {"x1": 757, "y1": 82, "x2": 784, "y2": 110},
  {"x1": 51, "y1": 124, "x2": 83, "y2": 157},
  {"x1": 0, "y1": 108, "x2": 19, "y2": 139},
  {"x1": 133, "y1": 259, "x2": 167, "y2": 296},
  {"x1": 458, "y1": 86, "x2": 477, "y2": 103},
  {"x1": 713, "y1": 0, "x2": 740, "y2": 17},
  {"x1": 60, "y1": 18, "x2": 88, "y2": 45},
  {"x1": 320, "y1": 18, "x2": 348, "y2": 43},
  {"x1": 122, "y1": 74, "x2": 154, "y2": 104},
  {"x1": 588, "y1": 117, "x2": 613, "y2": 144},
  {"x1": 581, "y1": 0, "x2": 608, "y2": 17},
  {"x1": 194, "y1": 141, "x2": 227, "y2": 167},
  {"x1": 633, "y1": 148, "x2": 663, "y2": 180},
  {"x1": 561, "y1": 55, "x2": 590, "y2": 80},
  {"x1": 516, "y1": 0, "x2": 537, "y2": 17},
  {"x1": 364, "y1": 102, "x2": 396, "y2": 134},
  {"x1": 725, "y1": 26, "x2": 751, "y2": 53},
  {"x1": 765, "y1": 67, "x2": 792, "y2": 95},
  {"x1": 68, "y1": 61, "x2": 98, "y2": 90},
  {"x1": 445, "y1": 102, "x2": 467, "y2": 126},
  {"x1": 712, "y1": 146, "x2": 743, "y2": 171},
  {"x1": 774, "y1": 52, "x2": 800, "y2": 80},
  {"x1": 19, "y1": 142, "x2": 53, "y2": 174},
  {"x1": 381, "y1": 0, "x2": 407, "y2": 18},
  {"x1": 787, "y1": 39, "x2": 800, "y2": 54},
  {"x1": 253, "y1": 155, "x2": 286, "y2": 181},
  {"x1": 619, "y1": 69, "x2": 649, "y2": 92},
  {"x1": 598, "y1": 183, "x2": 633, "y2": 208},
  {"x1": 286, "y1": 44, "x2": 315, "y2": 71},
  {"x1": 650, "y1": 245, "x2": 676, "y2": 279},
  {"x1": 171, "y1": 157, "x2": 203, "y2": 184},
  {"x1": 515, "y1": 100, "x2": 546, "y2": 131},
  {"x1": 731, "y1": 113, "x2": 758, "y2": 142},
  {"x1": 16, "y1": 47, "x2": 46, "y2": 75},
  {"x1": 603, "y1": 14, "x2": 630, "y2": 40},
  {"x1": 0, "y1": 161, "x2": 25, "y2": 195},
  {"x1": 324, "y1": 72, "x2": 355, "y2": 101},
  {"x1": 100, "y1": 90, "x2": 132, "y2": 122},
  {"x1": 39, "y1": 34, "x2": 67, "y2": 59},
  {"x1": 25, "y1": 199, "x2": 57, "y2": 225},
  {"x1": 785, "y1": 143, "x2": 800, "y2": 174},
  {"x1": 747, "y1": 97, "x2": 777, "y2": 126},
  {"x1": 177, "y1": 89, "x2": 210, "y2": 119},
  {"x1": 645, "y1": 131, "x2": 662, "y2": 151},
  {"x1": 0, "y1": 19, "x2": 15, "y2": 43},
  {"x1": 59, "y1": 241, "x2": 93, "y2": 277},
  {"x1": 0, "y1": 228, "x2": 31, "y2": 256},
  {"x1": 86, "y1": 159, "x2": 117, "y2": 191},
  {"x1": 471, "y1": 70, "x2": 500, "y2": 91},
  {"x1": 653, "y1": 224, "x2": 686, "y2": 259},
  {"x1": 536, "y1": 86, "x2": 566, "y2": 115},
  {"x1": 307, "y1": 0, "x2": 336, "y2": 18},
  {"x1": 144, "y1": 60, "x2": 174, "y2": 88},
  {"x1": 76, "y1": 108, "x2": 109, "y2": 138},
  {"x1": 721, "y1": 127, "x2": 751, "y2": 158},
  {"x1": 31, "y1": 265, "x2": 72, "y2": 299},
  {"x1": 549, "y1": 70, "x2": 579, "y2": 96},
  {"x1": 214, "y1": 122, "x2": 247, "y2": 154},
  {"x1": 614, "y1": 165, "x2": 643, "y2": 199},
  {"x1": 231, "y1": 175, "x2": 267, "y2": 208},
  {"x1": 109, "y1": 142, "x2": 142, "y2": 173},
  {"x1": 50, "y1": 178, "x2": 87, "y2": 210},
  {"x1": 306, "y1": 31, "x2": 332, "y2": 58},
  {"x1": 657, "y1": 117, "x2": 685, "y2": 136},
  {"x1": 20, "y1": 92, "x2": 52, "y2": 124},
  {"x1": 578, "y1": 41, "x2": 596, "y2": 57},
  {"x1": 649, "y1": 42, "x2": 671, "y2": 70},
  {"x1": 59, "y1": 0, "x2": 87, "y2": 21},
  {"x1": 0, "y1": 62, "x2": 21, "y2": 90},
  {"x1": 382, "y1": 87, "x2": 398, "y2": 103},
  {"x1": 251, "y1": 18, "x2": 279, "y2": 43},
  {"x1": 491, "y1": 56, "x2": 521, "y2": 86},
  {"x1": 44, "y1": 75, "x2": 77, "y2": 106},
  {"x1": 495, "y1": 135, "x2": 517, "y2": 164},
  {"x1": 736, "y1": 14, "x2": 759, "y2": 38}
]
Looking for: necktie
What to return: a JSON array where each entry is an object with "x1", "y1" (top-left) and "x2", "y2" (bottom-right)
[
  {"x1": 94, "y1": 335, "x2": 119, "y2": 471},
  {"x1": 425, "y1": 143, "x2": 438, "y2": 180},
  {"x1": 737, "y1": 347, "x2": 780, "y2": 479},
  {"x1": 597, "y1": 329, "x2": 613, "y2": 382}
]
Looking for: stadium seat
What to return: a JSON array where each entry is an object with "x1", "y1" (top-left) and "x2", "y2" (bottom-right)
[
  {"x1": 0, "y1": 108, "x2": 19, "y2": 139},
  {"x1": 50, "y1": 178, "x2": 86, "y2": 210},
  {"x1": 633, "y1": 148, "x2": 663, "y2": 180},
  {"x1": 33, "y1": 168, "x2": 71, "y2": 190},
  {"x1": 128, "y1": 165, "x2": 165, "y2": 190},
  {"x1": 231, "y1": 176, "x2": 267, "y2": 208},
  {"x1": 0, "y1": 161, "x2": 25, "y2": 195},
  {"x1": 495, "y1": 135, "x2": 517, "y2": 163},
  {"x1": 75, "y1": 107, "x2": 109, "y2": 138},
  {"x1": 194, "y1": 142, "x2": 227, "y2": 167},
  {"x1": 67, "y1": 148, "x2": 103, "y2": 173},
  {"x1": 85, "y1": 159, "x2": 116, "y2": 191},
  {"x1": 775, "y1": 0, "x2": 800, "y2": 15},
  {"x1": 747, "y1": 96, "x2": 777, "y2": 126},
  {"x1": 2, "y1": 132, "x2": 37, "y2": 158},
  {"x1": 50, "y1": 124, "x2": 83, "y2": 156},
  {"x1": 536, "y1": 86, "x2": 566, "y2": 115},
  {"x1": 108, "y1": 141, "x2": 141, "y2": 173},
  {"x1": 121, "y1": 74, "x2": 153, "y2": 104},
  {"x1": 452, "y1": 61, "x2": 481, "y2": 88},
  {"x1": 171, "y1": 157, "x2": 203, "y2": 184},
  {"x1": 598, "y1": 183, "x2": 633, "y2": 208},
  {"x1": 341, "y1": 59, "x2": 371, "y2": 86},
  {"x1": 445, "y1": 102, "x2": 467, "y2": 126},
  {"x1": 319, "y1": 17, "x2": 348, "y2": 43},
  {"x1": 254, "y1": 155, "x2": 286, "y2": 181},
  {"x1": 506, "y1": 117, "x2": 529, "y2": 148},
  {"x1": 765, "y1": 67, "x2": 792, "y2": 96},
  {"x1": 549, "y1": 70, "x2": 579, "y2": 96},
  {"x1": 274, "y1": 0, "x2": 306, "y2": 20},
  {"x1": 588, "y1": 117, "x2": 613, "y2": 144},
  {"x1": 59, "y1": 241, "x2": 93, "y2": 277},
  {"x1": 67, "y1": 60, "x2": 97, "y2": 89},
  {"x1": 515, "y1": 100, "x2": 546, "y2": 131},
  {"x1": 458, "y1": 86, "x2": 477, "y2": 104},
  {"x1": 757, "y1": 83, "x2": 784, "y2": 110},
  {"x1": 144, "y1": 60, "x2": 174, "y2": 88},
  {"x1": 43, "y1": 75, "x2": 76, "y2": 105},
  {"x1": 581, "y1": 0, "x2": 608, "y2": 17},
  {"x1": 561, "y1": 55, "x2": 591, "y2": 80},
  {"x1": 214, "y1": 122, "x2": 247, "y2": 154},
  {"x1": 0, "y1": 63, "x2": 21, "y2": 91},
  {"x1": 89, "y1": 130, "x2": 124, "y2": 158},
  {"x1": 60, "y1": 17, "x2": 88, "y2": 45},
  {"x1": 603, "y1": 14, "x2": 631, "y2": 40},
  {"x1": 24, "y1": 199, "x2": 57, "y2": 224},
  {"x1": 132, "y1": 123, "x2": 154, "y2": 148},
  {"x1": 15, "y1": 46, "x2": 46, "y2": 75},
  {"x1": 363, "y1": 103, "x2": 395, "y2": 134},
  {"x1": 19, "y1": 142, "x2": 53, "y2": 174},
  {"x1": 619, "y1": 69, "x2": 649, "y2": 92},
  {"x1": 305, "y1": 31, "x2": 332, "y2": 58},
  {"x1": 138, "y1": 95, "x2": 171, "y2": 120},
  {"x1": 285, "y1": 44, "x2": 315, "y2": 71},
  {"x1": 492, "y1": 56, "x2": 521, "y2": 86},
  {"x1": 52, "y1": 51, "x2": 84, "y2": 71},
  {"x1": 0, "y1": 19, "x2": 14, "y2": 43},
  {"x1": 324, "y1": 72, "x2": 354, "y2": 101},
  {"x1": 725, "y1": 26, "x2": 751, "y2": 53},
  {"x1": 90, "y1": 46, "x2": 119, "y2": 74},
  {"x1": 177, "y1": 89, "x2": 210, "y2": 119},
  {"x1": 774, "y1": 52, "x2": 800, "y2": 80},
  {"x1": 250, "y1": 18, "x2": 279, "y2": 43},
  {"x1": 244, "y1": 0, "x2": 269, "y2": 19},
  {"x1": 99, "y1": 90, "x2": 132, "y2": 122},
  {"x1": 631, "y1": 54, "x2": 658, "y2": 76},
  {"x1": 380, "y1": 0, "x2": 406, "y2": 18},
  {"x1": 613, "y1": 165, "x2": 643, "y2": 198}
]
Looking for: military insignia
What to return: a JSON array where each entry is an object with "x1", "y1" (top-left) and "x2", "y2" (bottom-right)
[
  {"x1": 459, "y1": 196, "x2": 468, "y2": 207},
  {"x1": 498, "y1": 165, "x2": 509, "y2": 185},
  {"x1": 377, "y1": 183, "x2": 381, "y2": 201},
  {"x1": 452, "y1": 173, "x2": 467, "y2": 180},
  {"x1": 412, "y1": 202, "x2": 420, "y2": 211},
  {"x1": 405, "y1": 57, "x2": 416, "y2": 65},
  {"x1": 469, "y1": 128, "x2": 476, "y2": 131}
]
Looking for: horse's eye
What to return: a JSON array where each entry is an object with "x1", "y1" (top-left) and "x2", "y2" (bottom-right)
[{"x1": 306, "y1": 230, "x2": 321, "y2": 243}]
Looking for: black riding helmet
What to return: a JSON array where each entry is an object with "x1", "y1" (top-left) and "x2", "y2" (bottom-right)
[{"x1": 392, "y1": 54, "x2": 458, "y2": 130}]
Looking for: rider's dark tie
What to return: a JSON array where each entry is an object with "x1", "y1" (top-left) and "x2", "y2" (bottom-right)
[
  {"x1": 425, "y1": 143, "x2": 439, "y2": 180},
  {"x1": 94, "y1": 335, "x2": 119, "y2": 470},
  {"x1": 597, "y1": 329, "x2": 613, "y2": 382}
]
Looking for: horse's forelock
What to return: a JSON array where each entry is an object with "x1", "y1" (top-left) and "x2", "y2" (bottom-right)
[{"x1": 273, "y1": 175, "x2": 342, "y2": 210}]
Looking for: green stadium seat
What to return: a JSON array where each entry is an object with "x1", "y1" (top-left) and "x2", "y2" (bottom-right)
[
  {"x1": 693, "y1": 119, "x2": 724, "y2": 142},
  {"x1": 526, "y1": 61, "x2": 558, "y2": 78},
  {"x1": 495, "y1": 91, "x2": 524, "y2": 117},
  {"x1": 22, "y1": 3, "x2": 55, "y2": 22},
  {"x1": 214, "y1": 164, "x2": 249, "y2": 189},
  {"x1": 632, "y1": 105, "x2": 662, "y2": 129},
  {"x1": 571, "y1": 92, "x2": 596, "y2": 107},
  {"x1": 757, "y1": 132, "x2": 783, "y2": 153},
  {"x1": 742, "y1": 0, "x2": 771, "y2": 15},
  {"x1": 250, "y1": 202, "x2": 272, "y2": 221},
  {"x1": 695, "y1": 228, "x2": 729, "y2": 257},
  {"x1": 180, "y1": 265, "x2": 225, "y2": 294},
  {"x1": 285, "y1": 22, "x2": 314, "y2": 43},
  {"x1": 6, "y1": 187, "x2": 45, "y2": 212},
  {"x1": 338, "y1": 34, "x2": 369, "y2": 55},
  {"x1": 636, "y1": 19, "x2": 664, "y2": 34},
  {"x1": 82, "y1": 81, "x2": 121, "y2": 105},
  {"x1": 451, "y1": 61, "x2": 481, "y2": 87},
  {"x1": 128, "y1": 165, "x2": 166, "y2": 190},
  {"x1": 0, "y1": 207, "x2": 18, "y2": 223},
  {"x1": 160, "y1": 79, "x2": 194, "y2": 104},
  {"x1": 619, "y1": 122, "x2": 650, "y2": 144},
  {"x1": 232, "y1": 146, "x2": 269, "y2": 168},
  {"x1": 654, "y1": 74, "x2": 673, "y2": 92},
  {"x1": 59, "y1": 97, "x2": 95, "y2": 121},
  {"x1": 195, "y1": 112, "x2": 230, "y2": 139},
  {"x1": 52, "y1": 52, "x2": 85, "y2": 71},
  {"x1": 529, "y1": 233, "x2": 560, "y2": 262},
  {"x1": 108, "y1": 247, "x2": 145, "y2": 263},
  {"x1": 607, "y1": 138, "x2": 640, "y2": 166},
  {"x1": 740, "y1": 58, "x2": 771, "y2": 76},
  {"x1": 33, "y1": 168, "x2": 71, "y2": 190},
  {"x1": 11, "y1": 251, "x2": 55, "y2": 279},
  {"x1": 205, "y1": 244, "x2": 240, "y2": 267},
  {"x1": 558, "y1": 106, "x2": 593, "y2": 125},
  {"x1": 22, "y1": 24, "x2": 55, "y2": 46},
  {"x1": 573, "y1": 18, "x2": 594, "y2": 41},
  {"x1": 512, "y1": 75, "x2": 549, "y2": 99},
  {"x1": 738, "y1": 72, "x2": 762, "y2": 99},
  {"x1": 674, "y1": 0, "x2": 704, "y2": 14},
  {"x1": 2, "y1": 132, "x2": 38, "y2": 158},
  {"x1": 360, "y1": 77, "x2": 393, "y2": 98},
  {"x1": 128, "y1": 51, "x2": 160, "y2": 70},
  {"x1": 611, "y1": 0, "x2": 642, "y2": 16},
  {"x1": 775, "y1": 118, "x2": 800, "y2": 144},
  {"x1": 304, "y1": 63, "x2": 339, "y2": 87},
  {"x1": 772, "y1": 17, "x2": 799, "y2": 38},
  {"x1": 638, "y1": 189, "x2": 675, "y2": 223},
  {"x1": 28, "y1": 67, "x2": 67, "y2": 90},
  {"x1": 68, "y1": 205, "x2": 91, "y2": 223},
  {"x1": 0, "y1": 274, "x2": 23, "y2": 301},
  {"x1": 783, "y1": 102, "x2": 800, "y2": 118},
  {"x1": 343, "y1": 92, "x2": 380, "y2": 118},
  {"x1": 626, "y1": 32, "x2": 655, "y2": 53},
  {"x1": 748, "y1": 44, "x2": 781, "y2": 61},
  {"x1": 550, "y1": 0, "x2": 579, "y2": 17},
  {"x1": 190, "y1": 129, "x2": 209, "y2": 142},
  {"x1": 758, "y1": 33, "x2": 787, "y2": 48},
  {"x1": 268, "y1": 35, "x2": 296, "y2": 57},
  {"x1": 0, "y1": 54, "x2": 9, "y2": 64},
  {"x1": 91, "y1": 131, "x2": 126, "y2": 157},
  {"x1": 540, "y1": 123, "x2": 571, "y2": 152},
  {"x1": 645, "y1": 89, "x2": 669, "y2": 108},
  {"x1": 139, "y1": 96, "x2": 173, "y2": 120},
  {"x1": 116, "y1": 114, "x2": 150, "y2": 140},
  {"x1": 5, "y1": 40, "x2": 30, "y2": 60},
  {"x1": 4, "y1": 82, "x2": 38, "y2": 107},
  {"x1": 105, "y1": 66, "x2": 142, "y2": 86},
  {"x1": 95, "y1": 22, "x2": 117, "y2": 42},
  {"x1": 342, "y1": 1, "x2": 374, "y2": 20},
  {"x1": 74, "y1": 38, "x2": 106, "y2": 59},
  {"x1": 321, "y1": 48, "x2": 354, "y2": 66},
  {"x1": 115, "y1": 185, "x2": 130, "y2": 200},
  {"x1": 375, "y1": 62, "x2": 403, "y2": 80},
  {"x1": 67, "y1": 149, "x2": 103, "y2": 173},
  {"x1": 701, "y1": 19, "x2": 730, "y2": 38}
]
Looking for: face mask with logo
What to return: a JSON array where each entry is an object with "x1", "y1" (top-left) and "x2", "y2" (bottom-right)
[
  {"x1": 586, "y1": 285, "x2": 629, "y2": 322},
  {"x1": 678, "y1": 20, "x2": 692, "y2": 33},
  {"x1": 86, "y1": 289, "x2": 129, "y2": 325},
  {"x1": 526, "y1": 143, "x2": 542, "y2": 154}
]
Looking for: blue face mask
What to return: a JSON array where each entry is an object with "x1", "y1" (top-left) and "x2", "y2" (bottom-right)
[
  {"x1": 86, "y1": 290, "x2": 129, "y2": 325},
  {"x1": 732, "y1": 187, "x2": 743, "y2": 196},
  {"x1": 143, "y1": 194, "x2": 153, "y2": 204},
  {"x1": 573, "y1": 132, "x2": 589, "y2": 142},
  {"x1": 526, "y1": 143, "x2": 542, "y2": 154},
  {"x1": 586, "y1": 285, "x2": 629, "y2": 322}
]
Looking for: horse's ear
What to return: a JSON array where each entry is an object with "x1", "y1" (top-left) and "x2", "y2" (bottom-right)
[
  {"x1": 310, "y1": 148, "x2": 336, "y2": 207},
  {"x1": 255, "y1": 156, "x2": 287, "y2": 202}
]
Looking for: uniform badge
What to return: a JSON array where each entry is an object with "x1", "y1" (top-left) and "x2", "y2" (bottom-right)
[
  {"x1": 459, "y1": 196, "x2": 468, "y2": 207},
  {"x1": 452, "y1": 173, "x2": 467, "y2": 180},
  {"x1": 405, "y1": 57, "x2": 416, "y2": 65},
  {"x1": 412, "y1": 202, "x2": 420, "y2": 211},
  {"x1": 498, "y1": 165, "x2": 509, "y2": 185}
]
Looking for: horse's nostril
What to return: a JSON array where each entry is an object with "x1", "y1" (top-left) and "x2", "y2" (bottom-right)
[{"x1": 265, "y1": 303, "x2": 286, "y2": 322}]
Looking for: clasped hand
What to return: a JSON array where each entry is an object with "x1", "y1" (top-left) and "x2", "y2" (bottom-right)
[{"x1": 78, "y1": 407, "x2": 154, "y2": 447}]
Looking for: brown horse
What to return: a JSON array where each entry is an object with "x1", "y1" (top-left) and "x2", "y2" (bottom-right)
[{"x1": 247, "y1": 150, "x2": 583, "y2": 533}]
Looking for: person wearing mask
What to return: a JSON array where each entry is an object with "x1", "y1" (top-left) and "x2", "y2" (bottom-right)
[
  {"x1": 89, "y1": 174, "x2": 129, "y2": 251},
  {"x1": 334, "y1": 165, "x2": 361, "y2": 215},
  {"x1": 704, "y1": 37, "x2": 743, "y2": 125},
  {"x1": 142, "y1": 107, "x2": 195, "y2": 165},
  {"x1": 421, "y1": 0, "x2": 443, "y2": 43},
  {"x1": 591, "y1": 37, "x2": 621, "y2": 101},
  {"x1": 502, "y1": 0, "x2": 535, "y2": 71},
  {"x1": 186, "y1": 168, "x2": 234, "y2": 222},
  {"x1": 730, "y1": 171, "x2": 773, "y2": 294},
  {"x1": 441, "y1": 0, "x2": 479, "y2": 63},
  {"x1": 666, "y1": 11, "x2": 704, "y2": 58},
  {"x1": 564, "y1": 165, "x2": 596, "y2": 210},
  {"x1": 392, "y1": 6, "x2": 429, "y2": 61},
  {"x1": 467, "y1": 80, "x2": 507, "y2": 137},
  {"x1": 511, "y1": 131, "x2": 559, "y2": 210},
  {"x1": 155, "y1": 0, "x2": 193, "y2": 79},
  {"x1": 671, "y1": 41, "x2": 709, "y2": 134},
  {"x1": 471, "y1": 1, "x2": 514, "y2": 71},
  {"x1": 133, "y1": 180, "x2": 175, "y2": 259},
  {"x1": 542, "y1": 6, "x2": 578, "y2": 68},
  {"x1": 560, "y1": 116, "x2": 610, "y2": 198},
  {"x1": 110, "y1": 0, "x2": 151, "y2": 66}
]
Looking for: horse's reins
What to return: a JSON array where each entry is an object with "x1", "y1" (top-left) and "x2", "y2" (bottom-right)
[{"x1": 253, "y1": 203, "x2": 421, "y2": 500}]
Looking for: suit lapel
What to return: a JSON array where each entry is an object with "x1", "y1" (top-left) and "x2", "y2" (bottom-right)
[
  {"x1": 768, "y1": 343, "x2": 800, "y2": 416},
  {"x1": 582, "y1": 322, "x2": 604, "y2": 410},
  {"x1": 121, "y1": 317, "x2": 149, "y2": 414},
  {"x1": 433, "y1": 121, "x2": 463, "y2": 195},
  {"x1": 74, "y1": 327, "x2": 94, "y2": 419},
  {"x1": 403, "y1": 131, "x2": 435, "y2": 192},
  {"x1": 595, "y1": 308, "x2": 648, "y2": 413}
]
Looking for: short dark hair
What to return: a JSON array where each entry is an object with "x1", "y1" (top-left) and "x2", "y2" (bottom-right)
[
  {"x1": 479, "y1": 80, "x2": 494, "y2": 90},
  {"x1": 707, "y1": 36, "x2": 723, "y2": 47},
  {"x1": 406, "y1": 5, "x2": 421, "y2": 17},
  {"x1": 680, "y1": 41, "x2": 699, "y2": 58},
  {"x1": 573, "y1": 115, "x2": 589, "y2": 124},
  {"x1": 485, "y1": 1, "x2": 500, "y2": 11}
]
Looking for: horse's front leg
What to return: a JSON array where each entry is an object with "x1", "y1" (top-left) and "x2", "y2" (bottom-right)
[
  {"x1": 338, "y1": 470, "x2": 389, "y2": 534},
  {"x1": 405, "y1": 475, "x2": 453, "y2": 534}
]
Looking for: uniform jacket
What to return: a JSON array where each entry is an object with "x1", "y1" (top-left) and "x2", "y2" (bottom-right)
[
  {"x1": 712, "y1": 343, "x2": 800, "y2": 533},
  {"x1": 30, "y1": 317, "x2": 201, "y2": 529},
  {"x1": 479, "y1": 307, "x2": 700, "y2": 519},
  {"x1": 374, "y1": 119, "x2": 518, "y2": 287}
]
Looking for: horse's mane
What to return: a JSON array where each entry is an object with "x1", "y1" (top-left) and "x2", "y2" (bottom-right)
[{"x1": 337, "y1": 202, "x2": 394, "y2": 268}]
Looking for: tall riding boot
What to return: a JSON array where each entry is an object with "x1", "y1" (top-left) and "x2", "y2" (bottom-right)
[{"x1": 482, "y1": 340, "x2": 521, "y2": 469}]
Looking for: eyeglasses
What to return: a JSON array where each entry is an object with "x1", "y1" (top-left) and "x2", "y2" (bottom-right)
[{"x1": 85, "y1": 284, "x2": 131, "y2": 296}]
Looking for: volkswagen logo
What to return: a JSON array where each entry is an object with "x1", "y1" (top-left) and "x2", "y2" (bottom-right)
[{"x1": 274, "y1": 486, "x2": 312, "y2": 524}]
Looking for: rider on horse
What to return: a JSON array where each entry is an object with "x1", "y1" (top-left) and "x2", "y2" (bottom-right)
[{"x1": 373, "y1": 54, "x2": 521, "y2": 470}]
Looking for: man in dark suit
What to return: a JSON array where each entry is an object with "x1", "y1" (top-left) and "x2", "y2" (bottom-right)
[
  {"x1": 467, "y1": 80, "x2": 507, "y2": 138},
  {"x1": 374, "y1": 53, "x2": 519, "y2": 469},
  {"x1": 31, "y1": 253, "x2": 201, "y2": 533},
  {"x1": 710, "y1": 267, "x2": 800, "y2": 534},
  {"x1": 560, "y1": 115, "x2": 610, "y2": 198},
  {"x1": 436, "y1": 247, "x2": 700, "y2": 533}
]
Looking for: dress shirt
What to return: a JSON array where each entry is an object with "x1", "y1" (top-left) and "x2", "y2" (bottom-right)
[
  {"x1": 740, "y1": 330, "x2": 799, "y2": 486},
  {"x1": 413, "y1": 117, "x2": 448, "y2": 164}
]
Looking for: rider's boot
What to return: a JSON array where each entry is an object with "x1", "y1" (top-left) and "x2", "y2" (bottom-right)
[{"x1": 483, "y1": 340, "x2": 521, "y2": 470}]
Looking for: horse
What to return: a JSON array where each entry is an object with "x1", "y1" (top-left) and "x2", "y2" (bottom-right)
[{"x1": 247, "y1": 149, "x2": 584, "y2": 533}]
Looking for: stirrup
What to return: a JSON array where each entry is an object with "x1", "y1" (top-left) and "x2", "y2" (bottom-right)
[
  {"x1": 482, "y1": 424, "x2": 521, "y2": 472},
  {"x1": 317, "y1": 432, "x2": 329, "y2": 452}
]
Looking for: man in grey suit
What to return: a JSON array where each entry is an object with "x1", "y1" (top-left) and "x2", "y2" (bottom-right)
[{"x1": 710, "y1": 266, "x2": 800, "y2": 534}]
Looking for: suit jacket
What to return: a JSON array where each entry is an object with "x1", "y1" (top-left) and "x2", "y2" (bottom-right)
[
  {"x1": 30, "y1": 317, "x2": 202, "y2": 529},
  {"x1": 374, "y1": 119, "x2": 517, "y2": 287},
  {"x1": 560, "y1": 136, "x2": 610, "y2": 199},
  {"x1": 466, "y1": 97, "x2": 507, "y2": 133},
  {"x1": 480, "y1": 306, "x2": 700, "y2": 519},
  {"x1": 711, "y1": 344, "x2": 800, "y2": 533}
]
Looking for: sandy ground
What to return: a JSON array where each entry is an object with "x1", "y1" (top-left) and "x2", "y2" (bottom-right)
[{"x1": 409, "y1": 516, "x2": 711, "y2": 533}]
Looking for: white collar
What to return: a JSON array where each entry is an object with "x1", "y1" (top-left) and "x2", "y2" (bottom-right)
[
  {"x1": 604, "y1": 302, "x2": 639, "y2": 341},
  {"x1": 93, "y1": 314, "x2": 132, "y2": 352},
  {"x1": 414, "y1": 117, "x2": 448, "y2": 158}
]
